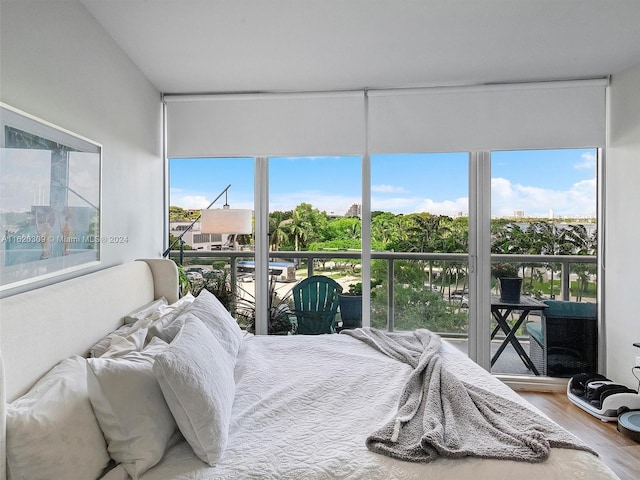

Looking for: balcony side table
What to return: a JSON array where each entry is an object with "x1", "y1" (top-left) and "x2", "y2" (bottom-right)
[{"x1": 490, "y1": 294, "x2": 548, "y2": 376}]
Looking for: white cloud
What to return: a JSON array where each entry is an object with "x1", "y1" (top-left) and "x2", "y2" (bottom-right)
[
  {"x1": 415, "y1": 197, "x2": 469, "y2": 217},
  {"x1": 172, "y1": 195, "x2": 211, "y2": 209},
  {"x1": 491, "y1": 177, "x2": 516, "y2": 200},
  {"x1": 171, "y1": 173, "x2": 596, "y2": 220},
  {"x1": 372, "y1": 196, "x2": 417, "y2": 212},
  {"x1": 575, "y1": 152, "x2": 596, "y2": 170},
  {"x1": 372, "y1": 195, "x2": 468, "y2": 216},
  {"x1": 491, "y1": 176, "x2": 596, "y2": 218},
  {"x1": 372, "y1": 184, "x2": 409, "y2": 194}
]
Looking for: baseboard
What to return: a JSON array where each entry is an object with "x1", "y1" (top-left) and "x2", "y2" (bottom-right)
[{"x1": 497, "y1": 374, "x2": 568, "y2": 392}]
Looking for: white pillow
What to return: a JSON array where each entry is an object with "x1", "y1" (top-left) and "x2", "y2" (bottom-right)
[
  {"x1": 6, "y1": 356, "x2": 111, "y2": 480},
  {"x1": 182, "y1": 289, "x2": 243, "y2": 358},
  {"x1": 145, "y1": 292, "x2": 195, "y2": 343},
  {"x1": 98, "y1": 464, "x2": 130, "y2": 480},
  {"x1": 161, "y1": 292, "x2": 195, "y2": 313},
  {"x1": 148, "y1": 313, "x2": 187, "y2": 344},
  {"x1": 101, "y1": 328, "x2": 148, "y2": 358},
  {"x1": 153, "y1": 314, "x2": 236, "y2": 465},
  {"x1": 89, "y1": 324, "x2": 132, "y2": 358},
  {"x1": 87, "y1": 337, "x2": 176, "y2": 479},
  {"x1": 123, "y1": 297, "x2": 168, "y2": 324}
]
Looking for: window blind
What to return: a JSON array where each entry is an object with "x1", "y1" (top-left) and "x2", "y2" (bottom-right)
[
  {"x1": 165, "y1": 91, "x2": 366, "y2": 158},
  {"x1": 165, "y1": 79, "x2": 606, "y2": 158},
  {"x1": 368, "y1": 80, "x2": 607, "y2": 153}
]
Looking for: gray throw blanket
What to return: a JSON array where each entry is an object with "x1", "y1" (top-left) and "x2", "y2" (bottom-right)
[{"x1": 342, "y1": 327, "x2": 595, "y2": 463}]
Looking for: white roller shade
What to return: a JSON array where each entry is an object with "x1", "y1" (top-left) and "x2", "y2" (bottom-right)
[
  {"x1": 368, "y1": 80, "x2": 607, "y2": 153},
  {"x1": 166, "y1": 80, "x2": 606, "y2": 157},
  {"x1": 166, "y1": 91, "x2": 365, "y2": 158}
]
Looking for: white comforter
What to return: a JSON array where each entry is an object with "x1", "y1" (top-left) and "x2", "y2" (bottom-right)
[{"x1": 134, "y1": 333, "x2": 619, "y2": 480}]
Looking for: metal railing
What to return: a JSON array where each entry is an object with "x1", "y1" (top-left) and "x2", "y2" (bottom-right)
[{"x1": 170, "y1": 249, "x2": 597, "y2": 332}]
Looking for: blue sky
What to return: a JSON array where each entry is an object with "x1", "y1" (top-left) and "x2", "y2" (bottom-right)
[
  {"x1": 169, "y1": 149, "x2": 597, "y2": 218},
  {"x1": 1, "y1": 149, "x2": 100, "y2": 211}
]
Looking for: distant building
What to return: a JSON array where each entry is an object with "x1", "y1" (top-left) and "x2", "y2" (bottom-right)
[
  {"x1": 345, "y1": 203, "x2": 362, "y2": 218},
  {"x1": 169, "y1": 221, "x2": 231, "y2": 250},
  {"x1": 513, "y1": 210, "x2": 525, "y2": 218}
]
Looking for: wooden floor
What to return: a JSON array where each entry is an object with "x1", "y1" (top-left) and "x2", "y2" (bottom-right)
[{"x1": 519, "y1": 391, "x2": 640, "y2": 480}]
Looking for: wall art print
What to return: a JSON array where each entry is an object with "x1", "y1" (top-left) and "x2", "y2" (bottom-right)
[{"x1": 0, "y1": 103, "x2": 102, "y2": 290}]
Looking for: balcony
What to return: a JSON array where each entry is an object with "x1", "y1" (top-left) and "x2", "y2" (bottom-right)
[{"x1": 169, "y1": 249, "x2": 596, "y2": 377}]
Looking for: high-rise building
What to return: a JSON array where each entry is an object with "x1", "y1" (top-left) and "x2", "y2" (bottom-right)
[{"x1": 345, "y1": 203, "x2": 362, "y2": 218}]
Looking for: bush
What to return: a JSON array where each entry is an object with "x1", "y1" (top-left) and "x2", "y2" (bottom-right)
[
  {"x1": 491, "y1": 263, "x2": 520, "y2": 278},
  {"x1": 191, "y1": 269, "x2": 234, "y2": 311},
  {"x1": 371, "y1": 284, "x2": 468, "y2": 334}
]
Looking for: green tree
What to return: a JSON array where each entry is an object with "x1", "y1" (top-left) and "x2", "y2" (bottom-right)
[
  {"x1": 286, "y1": 211, "x2": 310, "y2": 251},
  {"x1": 527, "y1": 222, "x2": 570, "y2": 296},
  {"x1": 269, "y1": 210, "x2": 292, "y2": 250},
  {"x1": 168, "y1": 233, "x2": 192, "y2": 251},
  {"x1": 563, "y1": 224, "x2": 597, "y2": 301},
  {"x1": 169, "y1": 205, "x2": 197, "y2": 222},
  {"x1": 324, "y1": 217, "x2": 361, "y2": 242},
  {"x1": 285, "y1": 203, "x2": 327, "y2": 251},
  {"x1": 371, "y1": 284, "x2": 468, "y2": 333},
  {"x1": 371, "y1": 211, "x2": 396, "y2": 247}
]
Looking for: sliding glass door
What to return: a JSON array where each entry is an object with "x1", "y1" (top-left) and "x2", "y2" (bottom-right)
[
  {"x1": 168, "y1": 157, "x2": 255, "y2": 325},
  {"x1": 167, "y1": 149, "x2": 601, "y2": 379},
  {"x1": 370, "y1": 153, "x2": 470, "y2": 339},
  {"x1": 488, "y1": 148, "x2": 598, "y2": 376},
  {"x1": 164, "y1": 81, "x2": 605, "y2": 379},
  {"x1": 267, "y1": 155, "x2": 362, "y2": 333}
]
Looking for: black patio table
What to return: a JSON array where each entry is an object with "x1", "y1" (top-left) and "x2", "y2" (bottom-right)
[{"x1": 490, "y1": 294, "x2": 548, "y2": 376}]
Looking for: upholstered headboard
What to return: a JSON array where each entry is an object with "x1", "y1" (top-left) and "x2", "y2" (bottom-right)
[{"x1": 0, "y1": 258, "x2": 179, "y2": 480}]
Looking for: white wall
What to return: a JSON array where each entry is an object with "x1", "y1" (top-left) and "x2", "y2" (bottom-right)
[
  {"x1": 606, "y1": 62, "x2": 640, "y2": 388},
  {"x1": 0, "y1": 1, "x2": 163, "y2": 297}
]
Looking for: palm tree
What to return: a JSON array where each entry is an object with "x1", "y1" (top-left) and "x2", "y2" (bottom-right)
[
  {"x1": 491, "y1": 222, "x2": 531, "y2": 278},
  {"x1": 563, "y1": 224, "x2": 597, "y2": 301},
  {"x1": 371, "y1": 211, "x2": 396, "y2": 246},
  {"x1": 404, "y1": 213, "x2": 443, "y2": 253},
  {"x1": 286, "y1": 205, "x2": 313, "y2": 251},
  {"x1": 269, "y1": 211, "x2": 291, "y2": 250},
  {"x1": 563, "y1": 224, "x2": 597, "y2": 255},
  {"x1": 529, "y1": 222, "x2": 565, "y2": 296}
]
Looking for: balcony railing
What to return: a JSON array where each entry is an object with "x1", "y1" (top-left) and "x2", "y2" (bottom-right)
[{"x1": 169, "y1": 249, "x2": 597, "y2": 333}]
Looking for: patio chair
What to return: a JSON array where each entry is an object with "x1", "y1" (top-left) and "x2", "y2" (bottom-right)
[
  {"x1": 526, "y1": 300, "x2": 598, "y2": 377},
  {"x1": 292, "y1": 275, "x2": 343, "y2": 335}
]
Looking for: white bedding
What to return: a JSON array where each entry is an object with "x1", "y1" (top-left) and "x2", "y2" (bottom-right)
[{"x1": 140, "y1": 333, "x2": 619, "y2": 480}]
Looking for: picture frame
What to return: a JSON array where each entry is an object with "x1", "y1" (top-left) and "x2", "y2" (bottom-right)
[{"x1": 0, "y1": 103, "x2": 102, "y2": 290}]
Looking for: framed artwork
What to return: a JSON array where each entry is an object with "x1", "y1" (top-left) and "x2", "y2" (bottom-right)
[{"x1": 0, "y1": 103, "x2": 102, "y2": 290}]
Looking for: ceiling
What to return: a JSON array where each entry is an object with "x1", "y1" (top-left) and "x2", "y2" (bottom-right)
[{"x1": 81, "y1": 0, "x2": 640, "y2": 94}]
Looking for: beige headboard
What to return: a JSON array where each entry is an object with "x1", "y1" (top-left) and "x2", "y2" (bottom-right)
[{"x1": 0, "y1": 258, "x2": 178, "y2": 480}]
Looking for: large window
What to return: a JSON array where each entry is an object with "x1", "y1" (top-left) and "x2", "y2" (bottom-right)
[
  {"x1": 489, "y1": 148, "x2": 598, "y2": 376},
  {"x1": 166, "y1": 149, "x2": 600, "y2": 378},
  {"x1": 164, "y1": 81, "x2": 606, "y2": 379},
  {"x1": 267, "y1": 155, "x2": 362, "y2": 333},
  {"x1": 168, "y1": 157, "x2": 254, "y2": 249},
  {"x1": 168, "y1": 157, "x2": 255, "y2": 323},
  {"x1": 268, "y1": 155, "x2": 362, "y2": 252},
  {"x1": 370, "y1": 153, "x2": 470, "y2": 334}
]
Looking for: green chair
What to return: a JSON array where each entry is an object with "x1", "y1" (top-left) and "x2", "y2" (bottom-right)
[{"x1": 292, "y1": 275, "x2": 343, "y2": 335}]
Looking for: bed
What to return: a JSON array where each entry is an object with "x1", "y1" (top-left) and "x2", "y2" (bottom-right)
[{"x1": 0, "y1": 259, "x2": 621, "y2": 480}]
